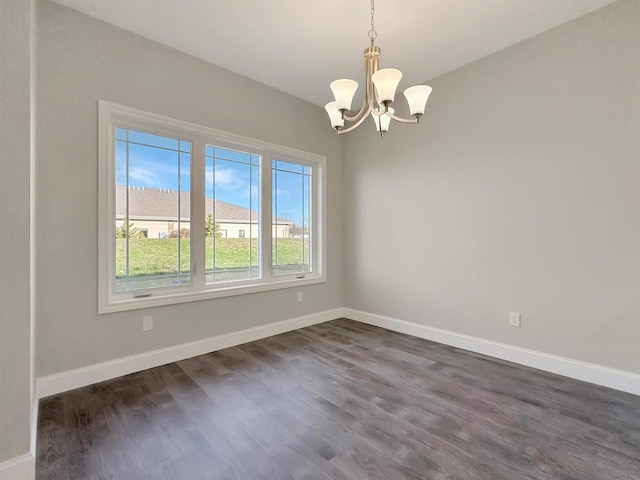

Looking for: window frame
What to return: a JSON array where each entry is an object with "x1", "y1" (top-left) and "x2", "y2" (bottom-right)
[{"x1": 98, "y1": 101, "x2": 326, "y2": 314}]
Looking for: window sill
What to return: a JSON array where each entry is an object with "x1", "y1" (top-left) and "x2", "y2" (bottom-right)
[{"x1": 99, "y1": 275, "x2": 326, "y2": 314}]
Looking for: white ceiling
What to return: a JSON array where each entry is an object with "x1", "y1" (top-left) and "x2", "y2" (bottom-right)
[{"x1": 52, "y1": 0, "x2": 616, "y2": 106}]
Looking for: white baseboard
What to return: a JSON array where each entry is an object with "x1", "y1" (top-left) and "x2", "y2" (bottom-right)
[
  {"x1": 30, "y1": 396, "x2": 38, "y2": 470},
  {"x1": 344, "y1": 308, "x2": 640, "y2": 396},
  {"x1": 37, "y1": 308, "x2": 344, "y2": 399},
  {"x1": 36, "y1": 306, "x2": 640, "y2": 400},
  {"x1": 0, "y1": 453, "x2": 35, "y2": 480}
]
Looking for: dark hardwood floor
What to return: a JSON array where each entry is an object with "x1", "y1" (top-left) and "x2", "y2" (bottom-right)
[{"x1": 37, "y1": 319, "x2": 640, "y2": 479}]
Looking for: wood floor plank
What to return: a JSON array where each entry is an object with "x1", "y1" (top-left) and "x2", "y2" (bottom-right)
[{"x1": 37, "y1": 319, "x2": 640, "y2": 479}]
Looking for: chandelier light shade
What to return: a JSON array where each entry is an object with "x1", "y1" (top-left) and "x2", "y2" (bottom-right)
[
  {"x1": 330, "y1": 79, "x2": 359, "y2": 111},
  {"x1": 325, "y1": 0, "x2": 432, "y2": 137},
  {"x1": 371, "y1": 68, "x2": 402, "y2": 104},
  {"x1": 372, "y1": 107, "x2": 394, "y2": 134},
  {"x1": 404, "y1": 85, "x2": 433, "y2": 116},
  {"x1": 324, "y1": 101, "x2": 344, "y2": 128}
]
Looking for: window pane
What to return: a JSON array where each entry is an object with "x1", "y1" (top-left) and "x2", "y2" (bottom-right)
[
  {"x1": 179, "y1": 140, "x2": 191, "y2": 153},
  {"x1": 205, "y1": 146, "x2": 260, "y2": 284},
  {"x1": 114, "y1": 127, "x2": 191, "y2": 292},
  {"x1": 128, "y1": 130, "x2": 179, "y2": 150},
  {"x1": 272, "y1": 160, "x2": 311, "y2": 276},
  {"x1": 273, "y1": 160, "x2": 304, "y2": 174},
  {"x1": 214, "y1": 147, "x2": 252, "y2": 163}
]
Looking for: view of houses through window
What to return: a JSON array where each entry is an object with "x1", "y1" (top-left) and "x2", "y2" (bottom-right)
[
  {"x1": 115, "y1": 128, "x2": 191, "y2": 291},
  {"x1": 114, "y1": 127, "x2": 313, "y2": 293},
  {"x1": 205, "y1": 146, "x2": 260, "y2": 284},
  {"x1": 273, "y1": 160, "x2": 311, "y2": 276}
]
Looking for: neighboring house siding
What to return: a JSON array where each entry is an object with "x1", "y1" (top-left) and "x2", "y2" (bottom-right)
[
  {"x1": 217, "y1": 222, "x2": 290, "y2": 239},
  {"x1": 115, "y1": 220, "x2": 290, "y2": 239},
  {"x1": 115, "y1": 186, "x2": 291, "y2": 238}
]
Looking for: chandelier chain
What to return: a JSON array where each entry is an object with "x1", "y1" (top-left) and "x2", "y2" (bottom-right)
[{"x1": 368, "y1": 0, "x2": 377, "y2": 45}]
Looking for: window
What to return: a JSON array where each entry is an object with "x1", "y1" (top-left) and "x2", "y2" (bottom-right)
[
  {"x1": 114, "y1": 129, "x2": 191, "y2": 291},
  {"x1": 205, "y1": 146, "x2": 258, "y2": 284},
  {"x1": 272, "y1": 161, "x2": 312, "y2": 276},
  {"x1": 99, "y1": 102, "x2": 325, "y2": 313}
]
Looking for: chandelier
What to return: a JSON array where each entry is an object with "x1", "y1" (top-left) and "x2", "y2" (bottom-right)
[{"x1": 325, "y1": 0, "x2": 432, "y2": 137}]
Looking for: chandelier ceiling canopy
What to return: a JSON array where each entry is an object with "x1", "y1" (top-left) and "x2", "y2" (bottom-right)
[{"x1": 325, "y1": 0, "x2": 432, "y2": 137}]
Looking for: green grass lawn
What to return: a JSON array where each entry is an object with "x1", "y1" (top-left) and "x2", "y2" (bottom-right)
[{"x1": 116, "y1": 238, "x2": 309, "y2": 278}]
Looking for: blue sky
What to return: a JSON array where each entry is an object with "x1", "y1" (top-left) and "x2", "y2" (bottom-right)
[{"x1": 116, "y1": 128, "x2": 310, "y2": 225}]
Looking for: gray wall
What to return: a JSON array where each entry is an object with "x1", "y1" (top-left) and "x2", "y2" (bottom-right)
[
  {"x1": 344, "y1": 0, "x2": 640, "y2": 373},
  {"x1": 0, "y1": 0, "x2": 33, "y2": 463},
  {"x1": 35, "y1": 0, "x2": 343, "y2": 377}
]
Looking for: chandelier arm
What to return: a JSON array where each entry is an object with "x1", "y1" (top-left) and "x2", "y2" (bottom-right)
[
  {"x1": 337, "y1": 104, "x2": 373, "y2": 135},
  {"x1": 343, "y1": 97, "x2": 369, "y2": 122},
  {"x1": 368, "y1": 68, "x2": 384, "y2": 111},
  {"x1": 372, "y1": 84, "x2": 383, "y2": 111},
  {"x1": 363, "y1": 45, "x2": 384, "y2": 115},
  {"x1": 386, "y1": 110, "x2": 419, "y2": 124},
  {"x1": 366, "y1": 68, "x2": 383, "y2": 116},
  {"x1": 367, "y1": 93, "x2": 384, "y2": 116}
]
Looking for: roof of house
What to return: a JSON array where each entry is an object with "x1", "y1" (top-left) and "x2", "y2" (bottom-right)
[{"x1": 116, "y1": 186, "x2": 291, "y2": 224}]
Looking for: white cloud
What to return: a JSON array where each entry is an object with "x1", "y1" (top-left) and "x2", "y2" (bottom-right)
[
  {"x1": 125, "y1": 150, "x2": 189, "y2": 189},
  {"x1": 129, "y1": 166, "x2": 162, "y2": 186},
  {"x1": 214, "y1": 166, "x2": 244, "y2": 190}
]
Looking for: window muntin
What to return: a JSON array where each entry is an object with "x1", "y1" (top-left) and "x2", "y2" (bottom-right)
[
  {"x1": 114, "y1": 127, "x2": 191, "y2": 292},
  {"x1": 100, "y1": 102, "x2": 325, "y2": 313},
  {"x1": 272, "y1": 160, "x2": 312, "y2": 277}
]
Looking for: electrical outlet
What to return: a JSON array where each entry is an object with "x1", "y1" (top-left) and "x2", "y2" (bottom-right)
[
  {"x1": 143, "y1": 315, "x2": 153, "y2": 332},
  {"x1": 509, "y1": 312, "x2": 521, "y2": 327},
  {"x1": 297, "y1": 291, "x2": 303, "y2": 303}
]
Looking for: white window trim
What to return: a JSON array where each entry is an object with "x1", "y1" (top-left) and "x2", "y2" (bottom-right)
[{"x1": 98, "y1": 101, "x2": 327, "y2": 314}]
